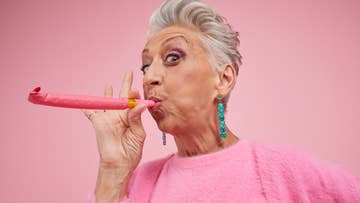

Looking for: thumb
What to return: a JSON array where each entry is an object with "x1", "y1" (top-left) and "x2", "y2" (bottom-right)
[{"x1": 127, "y1": 104, "x2": 147, "y2": 133}]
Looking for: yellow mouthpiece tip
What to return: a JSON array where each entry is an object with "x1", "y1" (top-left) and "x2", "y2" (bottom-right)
[{"x1": 128, "y1": 98, "x2": 137, "y2": 108}]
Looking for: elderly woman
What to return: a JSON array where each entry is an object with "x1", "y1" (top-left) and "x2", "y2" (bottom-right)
[{"x1": 83, "y1": 0, "x2": 360, "y2": 202}]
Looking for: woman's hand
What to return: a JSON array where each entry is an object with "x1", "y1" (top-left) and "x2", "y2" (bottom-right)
[{"x1": 81, "y1": 71, "x2": 147, "y2": 172}]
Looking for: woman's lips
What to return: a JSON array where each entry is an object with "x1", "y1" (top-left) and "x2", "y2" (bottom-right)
[
  {"x1": 147, "y1": 96, "x2": 162, "y2": 102},
  {"x1": 147, "y1": 96, "x2": 163, "y2": 106},
  {"x1": 153, "y1": 101, "x2": 161, "y2": 107},
  {"x1": 150, "y1": 101, "x2": 162, "y2": 111},
  {"x1": 147, "y1": 96, "x2": 163, "y2": 113}
]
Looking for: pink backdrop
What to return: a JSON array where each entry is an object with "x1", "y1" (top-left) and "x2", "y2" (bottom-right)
[{"x1": 1, "y1": 0, "x2": 359, "y2": 202}]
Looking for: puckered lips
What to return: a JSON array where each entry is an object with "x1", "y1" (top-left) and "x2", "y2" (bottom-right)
[{"x1": 146, "y1": 95, "x2": 164, "y2": 115}]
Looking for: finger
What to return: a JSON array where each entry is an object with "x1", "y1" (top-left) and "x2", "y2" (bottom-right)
[
  {"x1": 104, "y1": 84, "x2": 113, "y2": 98},
  {"x1": 127, "y1": 104, "x2": 147, "y2": 135},
  {"x1": 129, "y1": 89, "x2": 141, "y2": 99},
  {"x1": 119, "y1": 71, "x2": 133, "y2": 98},
  {"x1": 81, "y1": 109, "x2": 97, "y2": 121}
]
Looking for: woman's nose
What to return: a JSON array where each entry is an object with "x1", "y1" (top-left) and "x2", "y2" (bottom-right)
[{"x1": 143, "y1": 64, "x2": 163, "y2": 87}]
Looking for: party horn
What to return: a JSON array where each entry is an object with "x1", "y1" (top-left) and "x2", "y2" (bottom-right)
[{"x1": 28, "y1": 86, "x2": 156, "y2": 110}]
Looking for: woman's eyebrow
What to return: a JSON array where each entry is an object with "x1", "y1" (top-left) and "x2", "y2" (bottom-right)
[
  {"x1": 160, "y1": 35, "x2": 189, "y2": 46},
  {"x1": 142, "y1": 35, "x2": 189, "y2": 55}
]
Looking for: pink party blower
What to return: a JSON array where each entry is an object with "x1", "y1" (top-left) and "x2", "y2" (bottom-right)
[{"x1": 28, "y1": 87, "x2": 156, "y2": 110}]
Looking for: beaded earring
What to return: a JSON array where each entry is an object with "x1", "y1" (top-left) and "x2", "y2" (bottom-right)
[
  {"x1": 217, "y1": 95, "x2": 227, "y2": 139},
  {"x1": 162, "y1": 131, "x2": 166, "y2": 145}
]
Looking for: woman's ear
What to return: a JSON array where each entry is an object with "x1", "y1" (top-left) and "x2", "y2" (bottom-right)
[{"x1": 215, "y1": 64, "x2": 236, "y2": 96}]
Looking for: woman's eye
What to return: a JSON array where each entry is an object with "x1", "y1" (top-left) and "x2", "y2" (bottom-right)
[
  {"x1": 141, "y1": 64, "x2": 150, "y2": 74},
  {"x1": 165, "y1": 53, "x2": 181, "y2": 64}
]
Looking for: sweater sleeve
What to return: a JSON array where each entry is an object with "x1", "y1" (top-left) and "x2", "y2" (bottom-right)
[
  {"x1": 85, "y1": 167, "x2": 140, "y2": 203},
  {"x1": 85, "y1": 154, "x2": 173, "y2": 203},
  {"x1": 299, "y1": 151, "x2": 360, "y2": 202},
  {"x1": 254, "y1": 143, "x2": 360, "y2": 202}
]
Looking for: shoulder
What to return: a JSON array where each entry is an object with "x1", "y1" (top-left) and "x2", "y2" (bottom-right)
[
  {"x1": 251, "y1": 140, "x2": 358, "y2": 179},
  {"x1": 250, "y1": 141, "x2": 360, "y2": 202},
  {"x1": 250, "y1": 141, "x2": 320, "y2": 171}
]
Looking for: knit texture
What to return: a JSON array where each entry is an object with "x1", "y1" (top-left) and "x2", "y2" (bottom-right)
[{"x1": 88, "y1": 139, "x2": 360, "y2": 203}]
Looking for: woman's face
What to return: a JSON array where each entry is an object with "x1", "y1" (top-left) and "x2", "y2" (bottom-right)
[{"x1": 142, "y1": 25, "x2": 218, "y2": 134}]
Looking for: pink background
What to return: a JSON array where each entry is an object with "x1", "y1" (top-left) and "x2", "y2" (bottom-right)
[{"x1": 1, "y1": 0, "x2": 359, "y2": 202}]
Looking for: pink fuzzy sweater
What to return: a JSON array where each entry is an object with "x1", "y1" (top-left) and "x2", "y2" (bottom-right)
[{"x1": 87, "y1": 139, "x2": 360, "y2": 202}]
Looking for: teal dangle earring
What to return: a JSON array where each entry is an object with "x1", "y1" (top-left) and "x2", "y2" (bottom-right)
[{"x1": 217, "y1": 95, "x2": 227, "y2": 139}]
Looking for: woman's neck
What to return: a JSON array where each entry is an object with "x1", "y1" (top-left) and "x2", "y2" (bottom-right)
[{"x1": 173, "y1": 126, "x2": 240, "y2": 157}]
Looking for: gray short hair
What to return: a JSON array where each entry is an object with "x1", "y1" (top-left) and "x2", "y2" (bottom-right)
[{"x1": 148, "y1": 0, "x2": 242, "y2": 110}]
